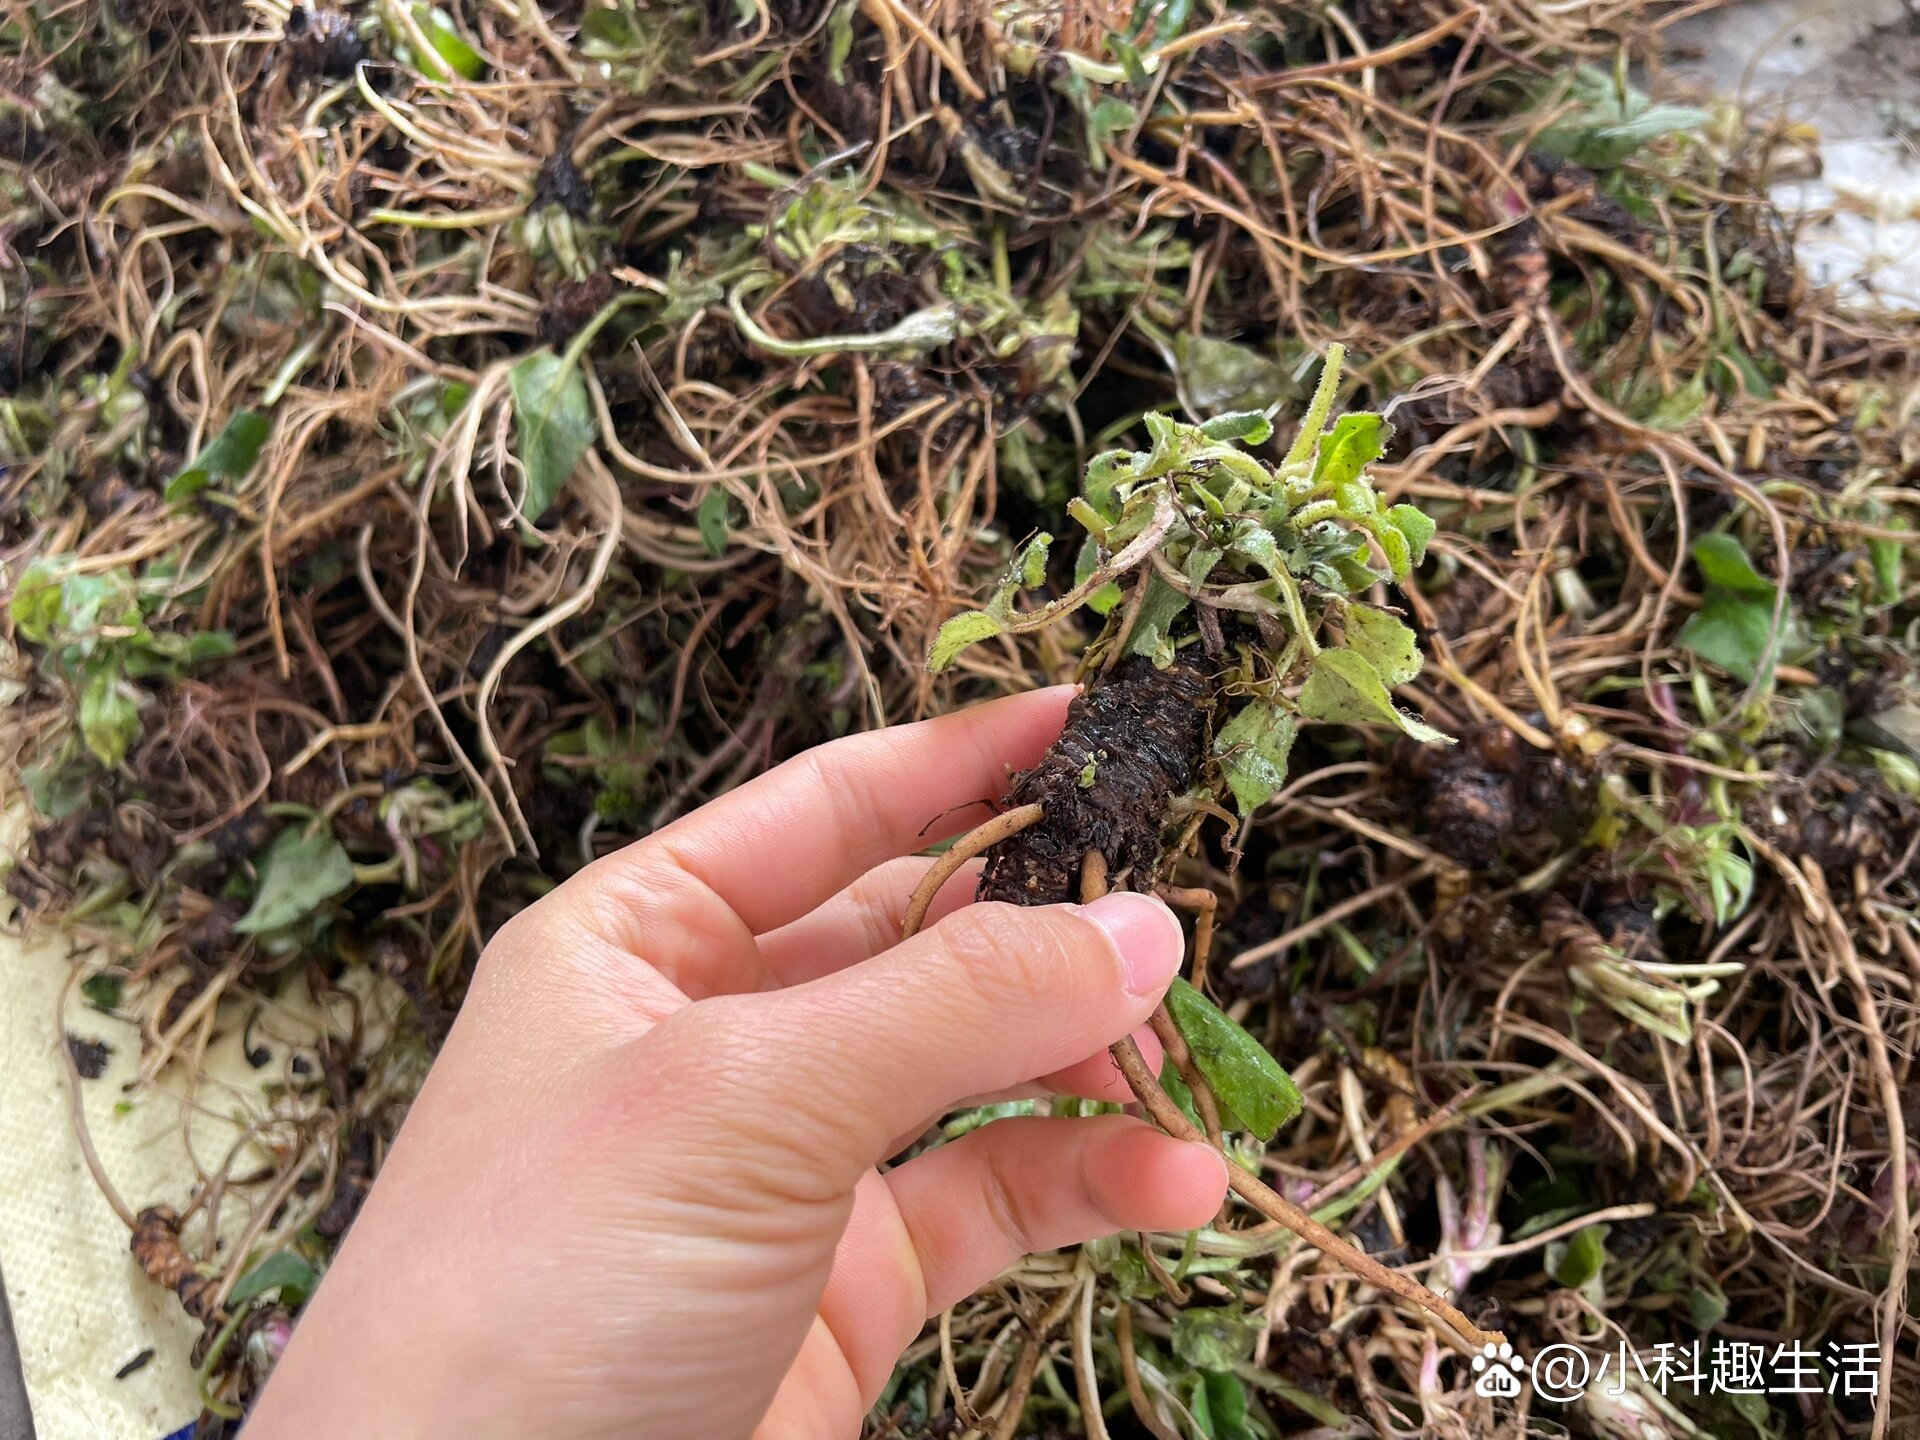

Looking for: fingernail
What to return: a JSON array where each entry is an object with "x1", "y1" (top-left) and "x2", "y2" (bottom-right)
[{"x1": 1077, "y1": 892, "x2": 1184, "y2": 997}]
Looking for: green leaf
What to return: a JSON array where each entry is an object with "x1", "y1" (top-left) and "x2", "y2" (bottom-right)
[
  {"x1": 1386, "y1": 504, "x2": 1435, "y2": 568},
  {"x1": 1191, "y1": 1371, "x2": 1256, "y2": 1440},
  {"x1": 7, "y1": 556, "x2": 65, "y2": 644},
  {"x1": 80, "y1": 972, "x2": 124, "y2": 1011},
  {"x1": 79, "y1": 662, "x2": 142, "y2": 768},
  {"x1": 1173, "y1": 1307, "x2": 1261, "y2": 1372},
  {"x1": 1677, "y1": 593, "x2": 1777, "y2": 684},
  {"x1": 228, "y1": 1251, "x2": 317, "y2": 1307},
  {"x1": 1173, "y1": 334, "x2": 1287, "y2": 413},
  {"x1": 413, "y1": 4, "x2": 487, "y2": 78},
  {"x1": 1342, "y1": 605, "x2": 1421, "y2": 687},
  {"x1": 926, "y1": 612, "x2": 1002, "y2": 673},
  {"x1": 1311, "y1": 412, "x2": 1388, "y2": 489},
  {"x1": 234, "y1": 826, "x2": 355, "y2": 935},
  {"x1": 1213, "y1": 701, "x2": 1296, "y2": 815},
  {"x1": 1164, "y1": 977, "x2": 1302, "y2": 1141},
  {"x1": 1297, "y1": 648, "x2": 1451, "y2": 743},
  {"x1": 166, "y1": 409, "x2": 271, "y2": 505},
  {"x1": 1548, "y1": 1223, "x2": 1608, "y2": 1289},
  {"x1": 1016, "y1": 532, "x2": 1052, "y2": 589},
  {"x1": 825, "y1": 0, "x2": 856, "y2": 83},
  {"x1": 1691, "y1": 533, "x2": 1774, "y2": 597},
  {"x1": 1870, "y1": 522, "x2": 1906, "y2": 605},
  {"x1": 1197, "y1": 411, "x2": 1274, "y2": 445},
  {"x1": 509, "y1": 349, "x2": 597, "y2": 522},
  {"x1": 695, "y1": 488, "x2": 732, "y2": 557},
  {"x1": 1084, "y1": 97, "x2": 1138, "y2": 154}
]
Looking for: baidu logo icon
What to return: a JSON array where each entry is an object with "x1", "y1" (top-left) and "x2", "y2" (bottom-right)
[{"x1": 1472, "y1": 1342, "x2": 1526, "y2": 1398}]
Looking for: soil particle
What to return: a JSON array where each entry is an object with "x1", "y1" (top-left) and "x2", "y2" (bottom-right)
[
  {"x1": 979, "y1": 655, "x2": 1210, "y2": 906},
  {"x1": 533, "y1": 148, "x2": 593, "y2": 218},
  {"x1": 67, "y1": 1034, "x2": 112, "y2": 1078},
  {"x1": 280, "y1": 7, "x2": 367, "y2": 81},
  {"x1": 540, "y1": 270, "x2": 615, "y2": 347},
  {"x1": 1402, "y1": 724, "x2": 1581, "y2": 870}
]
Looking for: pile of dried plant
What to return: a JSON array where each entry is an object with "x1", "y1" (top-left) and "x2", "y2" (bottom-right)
[{"x1": 5, "y1": 0, "x2": 1920, "y2": 1430}]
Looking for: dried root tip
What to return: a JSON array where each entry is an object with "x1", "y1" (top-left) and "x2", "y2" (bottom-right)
[
  {"x1": 980, "y1": 656, "x2": 1210, "y2": 907},
  {"x1": 131, "y1": 1205, "x2": 218, "y2": 1319}
]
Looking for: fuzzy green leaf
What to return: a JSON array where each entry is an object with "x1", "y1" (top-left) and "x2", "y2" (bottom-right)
[
  {"x1": 1198, "y1": 410, "x2": 1274, "y2": 445},
  {"x1": 1164, "y1": 977, "x2": 1302, "y2": 1141},
  {"x1": 926, "y1": 612, "x2": 1002, "y2": 673},
  {"x1": 1017, "y1": 532, "x2": 1053, "y2": 589},
  {"x1": 1297, "y1": 648, "x2": 1450, "y2": 743},
  {"x1": 166, "y1": 409, "x2": 271, "y2": 505},
  {"x1": 229, "y1": 1251, "x2": 317, "y2": 1307},
  {"x1": 1342, "y1": 605, "x2": 1421, "y2": 687},
  {"x1": 1385, "y1": 504, "x2": 1436, "y2": 568},
  {"x1": 509, "y1": 349, "x2": 597, "y2": 522},
  {"x1": 1213, "y1": 701, "x2": 1297, "y2": 816},
  {"x1": 235, "y1": 826, "x2": 355, "y2": 935},
  {"x1": 1311, "y1": 412, "x2": 1388, "y2": 489}
]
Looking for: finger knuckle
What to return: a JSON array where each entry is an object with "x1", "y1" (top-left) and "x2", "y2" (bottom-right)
[{"x1": 941, "y1": 901, "x2": 1089, "y2": 1011}]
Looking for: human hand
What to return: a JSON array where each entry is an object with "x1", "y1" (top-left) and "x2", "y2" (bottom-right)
[{"x1": 245, "y1": 688, "x2": 1228, "y2": 1439}]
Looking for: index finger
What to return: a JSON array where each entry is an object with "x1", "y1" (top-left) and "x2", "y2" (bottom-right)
[{"x1": 577, "y1": 685, "x2": 1074, "y2": 945}]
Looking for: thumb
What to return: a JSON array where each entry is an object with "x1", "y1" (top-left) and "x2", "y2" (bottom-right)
[{"x1": 703, "y1": 892, "x2": 1186, "y2": 1187}]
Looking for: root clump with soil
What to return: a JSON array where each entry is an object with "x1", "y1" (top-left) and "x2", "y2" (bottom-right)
[{"x1": 4, "y1": 0, "x2": 1920, "y2": 1430}]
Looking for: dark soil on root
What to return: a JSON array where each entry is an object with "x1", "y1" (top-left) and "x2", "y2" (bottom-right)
[{"x1": 979, "y1": 655, "x2": 1210, "y2": 907}]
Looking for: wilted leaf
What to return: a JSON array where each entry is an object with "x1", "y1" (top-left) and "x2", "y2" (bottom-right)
[
  {"x1": 1311, "y1": 412, "x2": 1388, "y2": 489},
  {"x1": 229, "y1": 1251, "x2": 317, "y2": 1307},
  {"x1": 1213, "y1": 701, "x2": 1296, "y2": 815},
  {"x1": 926, "y1": 612, "x2": 1003, "y2": 673},
  {"x1": 1342, "y1": 605, "x2": 1421, "y2": 687},
  {"x1": 1298, "y1": 648, "x2": 1450, "y2": 743},
  {"x1": 79, "y1": 662, "x2": 142, "y2": 768},
  {"x1": 1174, "y1": 333, "x2": 1287, "y2": 413},
  {"x1": 235, "y1": 826, "x2": 355, "y2": 934},
  {"x1": 166, "y1": 409, "x2": 271, "y2": 505},
  {"x1": 509, "y1": 349, "x2": 597, "y2": 522},
  {"x1": 1164, "y1": 977, "x2": 1302, "y2": 1141},
  {"x1": 1173, "y1": 1307, "x2": 1262, "y2": 1372}
]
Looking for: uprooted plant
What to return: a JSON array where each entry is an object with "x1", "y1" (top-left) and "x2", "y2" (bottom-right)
[{"x1": 911, "y1": 347, "x2": 1500, "y2": 1354}]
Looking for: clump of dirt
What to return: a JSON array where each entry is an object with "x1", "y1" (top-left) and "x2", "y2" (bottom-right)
[{"x1": 981, "y1": 656, "x2": 1210, "y2": 906}]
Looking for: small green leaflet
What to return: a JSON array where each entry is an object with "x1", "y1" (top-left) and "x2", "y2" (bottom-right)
[
  {"x1": 1342, "y1": 604, "x2": 1421, "y2": 687},
  {"x1": 509, "y1": 349, "x2": 597, "y2": 523},
  {"x1": 79, "y1": 662, "x2": 142, "y2": 768},
  {"x1": 1386, "y1": 504, "x2": 1435, "y2": 568},
  {"x1": 228, "y1": 1251, "x2": 318, "y2": 1307},
  {"x1": 1213, "y1": 701, "x2": 1296, "y2": 815},
  {"x1": 1297, "y1": 648, "x2": 1451, "y2": 743},
  {"x1": 412, "y1": 4, "x2": 487, "y2": 79},
  {"x1": 927, "y1": 612, "x2": 1003, "y2": 672},
  {"x1": 1173, "y1": 1307, "x2": 1262, "y2": 1372},
  {"x1": 1198, "y1": 410, "x2": 1274, "y2": 445},
  {"x1": 1311, "y1": 412, "x2": 1387, "y2": 490},
  {"x1": 1164, "y1": 977, "x2": 1302, "y2": 1141},
  {"x1": 695, "y1": 488, "x2": 732, "y2": 556},
  {"x1": 1676, "y1": 533, "x2": 1803, "y2": 685},
  {"x1": 1173, "y1": 333, "x2": 1288, "y2": 414},
  {"x1": 1547, "y1": 1223, "x2": 1608, "y2": 1290},
  {"x1": 235, "y1": 826, "x2": 356, "y2": 934},
  {"x1": 166, "y1": 410, "x2": 271, "y2": 506}
]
